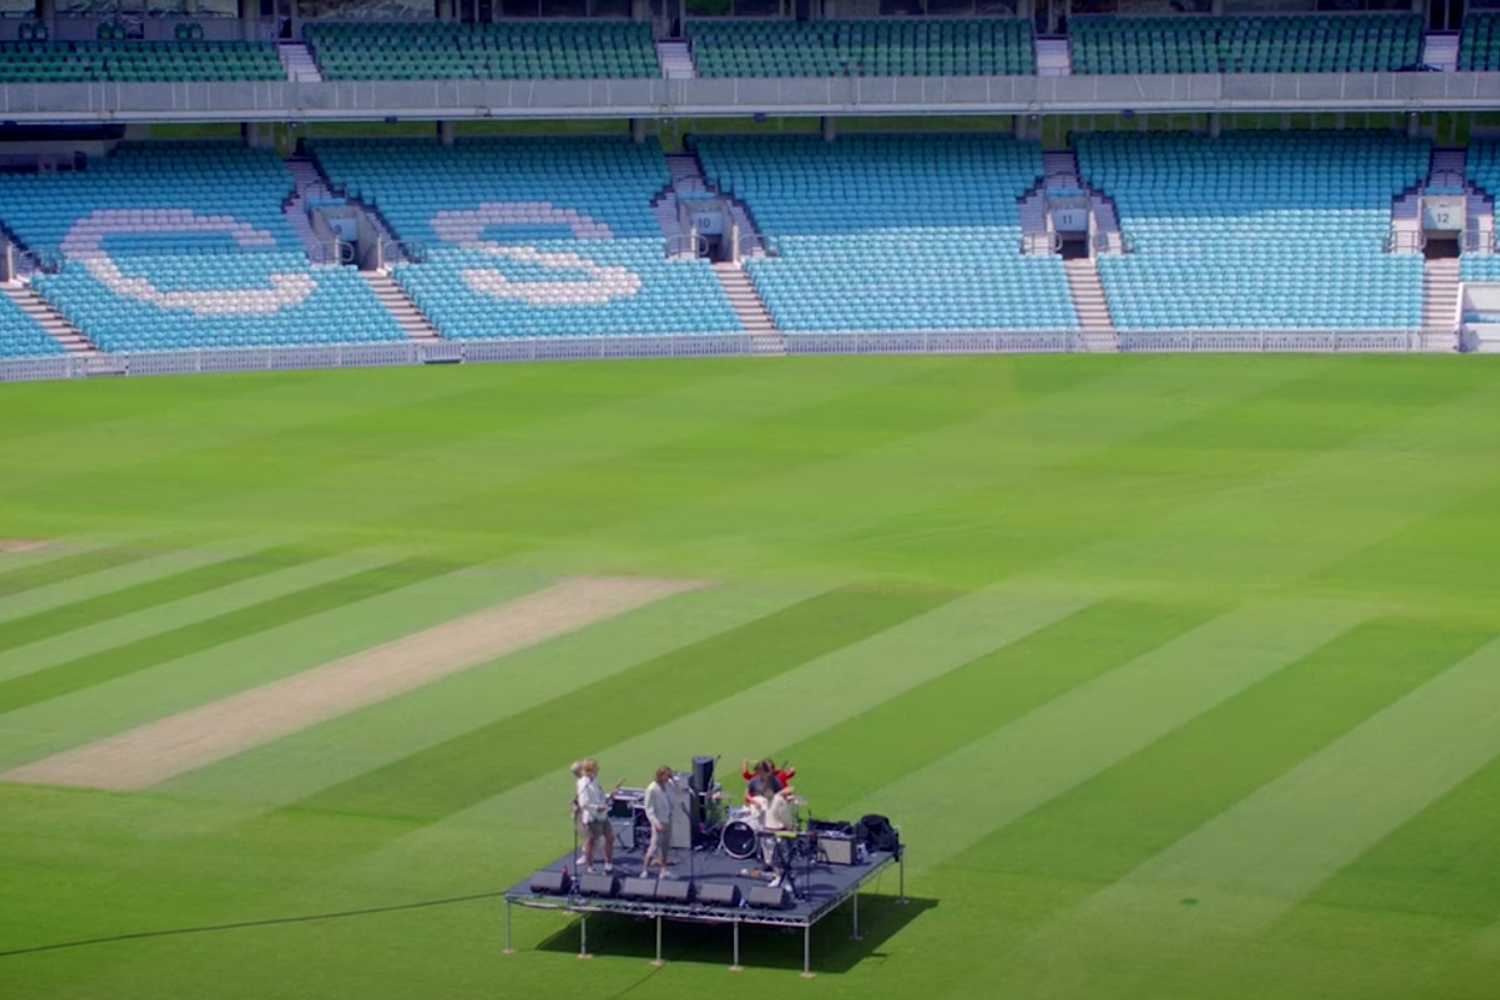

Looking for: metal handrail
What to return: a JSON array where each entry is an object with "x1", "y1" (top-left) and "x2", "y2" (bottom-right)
[
  {"x1": 1385, "y1": 230, "x2": 1426, "y2": 253},
  {"x1": 736, "y1": 231, "x2": 779, "y2": 258}
]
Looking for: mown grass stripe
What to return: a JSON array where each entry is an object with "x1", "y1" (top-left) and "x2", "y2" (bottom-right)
[
  {"x1": 942, "y1": 618, "x2": 1495, "y2": 989},
  {"x1": 1085, "y1": 633, "x2": 1500, "y2": 933},
  {"x1": 159, "y1": 583, "x2": 826, "y2": 807},
  {"x1": 0, "y1": 547, "x2": 157, "y2": 601},
  {"x1": 841, "y1": 600, "x2": 1369, "y2": 874},
  {"x1": 0, "y1": 546, "x2": 244, "y2": 628},
  {"x1": 0, "y1": 544, "x2": 329, "y2": 654},
  {"x1": 0, "y1": 557, "x2": 460, "y2": 718},
  {"x1": 783, "y1": 599, "x2": 1228, "y2": 811},
  {"x1": 282, "y1": 585, "x2": 954, "y2": 825}
]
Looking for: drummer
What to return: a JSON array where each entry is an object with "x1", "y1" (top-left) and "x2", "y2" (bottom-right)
[{"x1": 741, "y1": 757, "x2": 795, "y2": 804}]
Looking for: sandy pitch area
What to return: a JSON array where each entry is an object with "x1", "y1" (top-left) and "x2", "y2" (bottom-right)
[
  {"x1": 0, "y1": 540, "x2": 53, "y2": 554},
  {"x1": 3, "y1": 575, "x2": 703, "y2": 791}
]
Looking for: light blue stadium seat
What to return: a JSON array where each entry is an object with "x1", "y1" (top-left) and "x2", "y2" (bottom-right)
[
  {"x1": 309, "y1": 137, "x2": 742, "y2": 341},
  {"x1": 692, "y1": 134, "x2": 1077, "y2": 333},
  {"x1": 1076, "y1": 131, "x2": 1428, "y2": 331},
  {"x1": 0, "y1": 291, "x2": 65, "y2": 358}
]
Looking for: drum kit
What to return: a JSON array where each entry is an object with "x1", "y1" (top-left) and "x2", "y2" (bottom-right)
[{"x1": 607, "y1": 786, "x2": 814, "y2": 863}]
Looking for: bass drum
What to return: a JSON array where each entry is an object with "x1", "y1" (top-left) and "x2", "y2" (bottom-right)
[{"x1": 720, "y1": 819, "x2": 760, "y2": 861}]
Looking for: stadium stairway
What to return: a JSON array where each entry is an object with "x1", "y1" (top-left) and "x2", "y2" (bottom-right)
[
  {"x1": 654, "y1": 152, "x2": 767, "y2": 258},
  {"x1": 711, "y1": 261, "x2": 782, "y2": 354},
  {"x1": 283, "y1": 157, "x2": 337, "y2": 261},
  {"x1": 278, "y1": 42, "x2": 322, "y2": 83},
  {"x1": 1422, "y1": 257, "x2": 1461, "y2": 338},
  {"x1": 1421, "y1": 32, "x2": 1459, "y2": 71},
  {"x1": 359, "y1": 270, "x2": 441, "y2": 342},
  {"x1": 656, "y1": 40, "x2": 695, "y2": 79},
  {"x1": 1063, "y1": 257, "x2": 1117, "y2": 350},
  {"x1": 1, "y1": 282, "x2": 95, "y2": 354},
  {"x1": 1036, "y1": 37, "x2": 1071, "y2": 76}
]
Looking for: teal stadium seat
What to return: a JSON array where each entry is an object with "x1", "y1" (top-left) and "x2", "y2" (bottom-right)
[
  {"x1": 307, "y1": 137, "x2": 741, "y2": 340},
  {"x1": 688, "y1": 18, "x2": 1035, "y2": 78},
  {"x1": 691, "y1": 134, "x2": 1077, "y2": 333},
  {"x1": 0, "y1": 142, "x2": 406, "y2": 352},
  {"x1": 0, "y1": 40, "x2": 282, "y2": 83},
  {"x1": 1459, "y1": 12, "x2": 1500, "y2": 71},
  {"x1": 1075, "y1": 131, "x2": 1428, "y2": 330},
  {"x1": 1070, "y1": 13, "x2": 1422, "y2": 75},
  {"x1": 304, "y1": 21, "x2": 657, "y2": 80}
]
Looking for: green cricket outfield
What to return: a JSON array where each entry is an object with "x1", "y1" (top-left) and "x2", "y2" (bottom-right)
[{"x1": 0, "y1": 354, "x2": 1498, "y2": 1000}]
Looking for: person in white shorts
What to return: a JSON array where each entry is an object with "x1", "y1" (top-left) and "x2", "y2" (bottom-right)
[
  {"x1": 641, "y1": 765, "x2": 676, "y2": 879},
  {"x1": 572, "y1": 759, "x2": 613, "y2": 874}
]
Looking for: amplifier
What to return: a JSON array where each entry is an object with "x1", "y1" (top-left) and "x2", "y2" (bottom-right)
[
  {"x1": 577, "y1": 873, "x2": 619, "y2": 897},
  {"x1": 697, "y1": 883, "x2": 742, "y2": 907},
  {"x1": 621, "y1": 877, "x2": 659, "y2": 900},
  {"x1": 746, "y1": 884, "x2": 790, "y2": 909},
  {"x1": 530, "y1": 870, "x2": 571, "y2": 894},
  {"x1": 656, "y1": 879, "x2": 694, "y2": 903},
  {"x1": 819, "y1": 834, "x2": 858, "y2": 866}
]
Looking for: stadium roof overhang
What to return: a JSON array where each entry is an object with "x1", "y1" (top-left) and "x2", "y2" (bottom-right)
[{"x1": 0, "y1": 72, "x2": 1496, "y2": 124}]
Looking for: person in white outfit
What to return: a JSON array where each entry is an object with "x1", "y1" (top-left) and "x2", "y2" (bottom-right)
[
  {"x1": 641, "y1": 765, "x2": 676, "y2": 879},
  {"x1": 572, "y1": 759, "x2": 613, "y2": 874}
]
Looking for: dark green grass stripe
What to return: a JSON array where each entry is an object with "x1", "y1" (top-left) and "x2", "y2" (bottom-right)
[
  {"x1": 0, "y1": 547, "x2": 156, "y2": 601},
  {"x1": 0, "y1": 544, "x2": 333, "y2": 654},
  {"x1": 0, "y1": 557, "x2": 459, "y2": 718},
  {"x1": 786, "y1": 600, "x2": 1229, "y2": 811},
  {"x1": 285, "y1": 585, "x2": 955, "y2": 825},
  {"x1": 1291, "y1": 734, "x2": 1500, "y2": 926},
  {"x1": 945, "y1": 619, "x2": 1494, "y2": 912}
]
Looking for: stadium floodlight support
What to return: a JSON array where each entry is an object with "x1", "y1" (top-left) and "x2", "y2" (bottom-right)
[{"x1": 0, "y1": 71, "x2": 1498, "y2": 124}]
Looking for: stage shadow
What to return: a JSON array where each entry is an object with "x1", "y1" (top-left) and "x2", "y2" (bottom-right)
[{"x1": 534, "y1": 894, "x2": 937, "y2": 974}]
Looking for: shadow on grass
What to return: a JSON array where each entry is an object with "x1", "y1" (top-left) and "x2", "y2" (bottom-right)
[{"x1": 534, "y1": 894, "x2": 937, "y2": 974}]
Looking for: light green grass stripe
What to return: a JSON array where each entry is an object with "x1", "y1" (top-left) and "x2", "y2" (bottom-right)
[
  {"x1": 841, "y1": 601, "x2": 1370, "y2": 875},
  {"x1": 0, "y1": 552, "x2": 393, "y2": 686},
  {"x1": 1060, "y1": 637, "x2": 1500, "y2": 935},
  {"x1": 159, "y1": 582, "x2": 827, "y2": 806},
  {"x1": 0, "y1": 545, "x2": 251, "y2": 626},
  {"x1": 353, "y1": 585, "x2": 1088, "y2": 894},
  {"x1": 0, "y1": 563, "x2": 545, "y2": 772}
]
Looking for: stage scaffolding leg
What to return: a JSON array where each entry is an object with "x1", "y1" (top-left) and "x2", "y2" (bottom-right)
[
  {"x1": 897, "y1": 848, "x2": 908, "y2": 905},
  {"x1": 730, "y1": 920, "x2": 743, "y2": 972},
  {"x1": 851, "y1": 888, "x2": 861, "y2": 941},
  {"x1": 801, "y1": 924, "x2": 814, "y2": 979},
  {"x1": 578, "y1": 915, "x2": 592, "y2": 960},
  {"x1": 503, "y1": 899, "x2": 515, "y2": 955},
  {"x1": 652, "y1": 915, "x2": 664, "y2": 967}
]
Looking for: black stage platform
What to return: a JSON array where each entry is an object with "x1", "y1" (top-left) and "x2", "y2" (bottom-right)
[{"x1": 504, "y1": 832, "x2": 904, "y2": 975}]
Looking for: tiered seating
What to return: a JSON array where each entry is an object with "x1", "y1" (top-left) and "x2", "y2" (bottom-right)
[
  {"x1": 0, "y1": 41, "x2": 283, "y2": 83},
  {"x1": 1075, "y1": 131, "x2": 1428, "y2": 330},
  {"x1": 692, "y1": 134, "x2": 1076, "y2": 332},
  {"x1": 0, "y1": 293, "x2": 64, "y2": 359},
  {"x1": 689, "y1": 18, "x2": 1034, "y2": 77},
  {"x1": 1467, "y1": 140, "x2": 1500, "y2": 204},
  {"x1": 1459, "y1": 12, "x2": 1500, "y2": 70},
  {"x1": 0, "y1": 142, "x2": 405, "y2": 353},
  {"x1": 304, "y1": 21, "x2": 657, "y2": 80},
  {"x1": 1070, "y1": 14, "x2": 1421, "y2": 74},
  {"x1": 307, "y1": 137, "x2": 740, "y2": 340}
]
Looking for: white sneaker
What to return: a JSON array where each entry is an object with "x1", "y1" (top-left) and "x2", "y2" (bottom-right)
[
  {"x1": 767, "y1": 875, "x2": 783, "y2": 889},
  {"x1": 658, "y1": 870, "x2": 675, "y2": 880},
  {"x1": 576, "y1": 855, "x2": 589, "y2": 866},
  {"x1": 603, "y1": 864, "x2": 614, "y2": 875}
]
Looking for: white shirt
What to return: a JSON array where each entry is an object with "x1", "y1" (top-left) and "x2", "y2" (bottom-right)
[
  {"x1": 575, "y1": 776, "x2": 608, "y2": 822},
  {"x1": 643, "y1": 779, "x2": 673, "y2": 827}
]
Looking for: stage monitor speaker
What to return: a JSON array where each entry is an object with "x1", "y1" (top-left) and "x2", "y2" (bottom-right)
[
  {"x1": 746, "y1": 884, "x2": 790, "y2": 909},
  {"x1": 621, "y1": 877, "x2": 659, "y2": 900},
  {"x1": 697, "y1": 883, "x2": 742, "y2": 907},
  {"x1": 529, "y1": 870, "x2": 571, "y2": 894},
  {"x1": 577, "y1": 873, "x2": 619, "y2": 897},
  {"x1": 691, "y1": 755, "x2": 715, "y2": 795},
  {"x1": 820, "y1": 834, "x2": 858, "y2": 866},
  {"x1": 655, "y1": 879, "x2": 694, "y2": 903}
]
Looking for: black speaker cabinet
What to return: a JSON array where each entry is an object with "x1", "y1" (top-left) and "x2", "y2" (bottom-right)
[
  {"x1": 820, "y1": 834, "x2": 858, "y2": 866},
  {"x1": 529, "y1": 870, "x2": 571, "y2": 894},
  {"x1": 746, "y1": 884, "x2": 790, "y2": 909},
  {"x1": 621, "y1": 877, "x2": 659, "y2": 900},
  {"x1": 697, "y1": 883, "x2": 743, "y2": 907},
  {"x1": 577, "y1": 872, "x2": 619, "y2": 897},
  {"x1": 655, "y1": 879, "x2": 694, "y2": 903}
]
